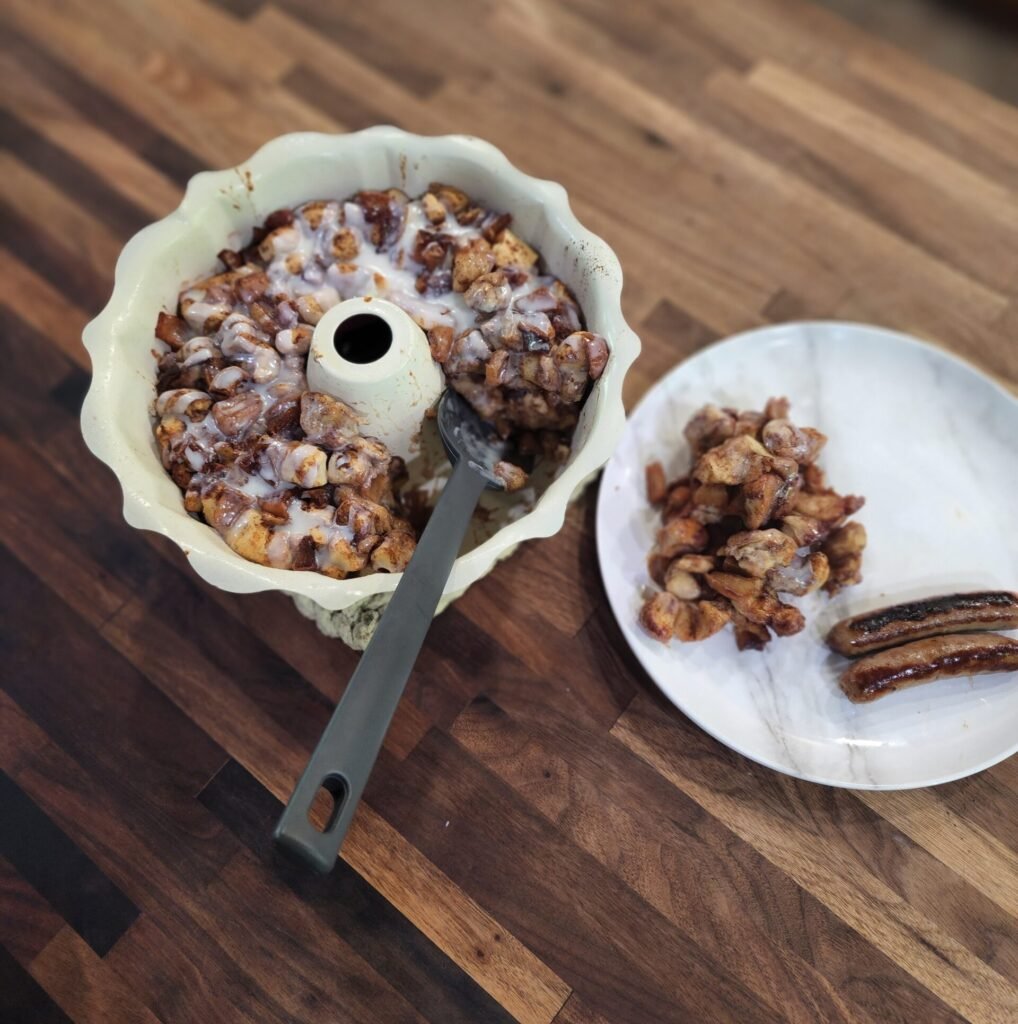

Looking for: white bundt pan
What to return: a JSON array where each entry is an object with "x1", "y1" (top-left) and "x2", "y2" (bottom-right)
[{"x1": 81, "y1": 128, "x2": 640, "y2": 624}]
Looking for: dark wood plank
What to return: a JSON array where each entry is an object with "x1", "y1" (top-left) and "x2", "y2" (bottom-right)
[
  {"x1": 0, "y1": 313, "x2": 84, "y2": 452},
  {"x1": 0, "y1": 942, "x2": 74, "y2": 1024},
  {"x1": 199, "y1": 759, "x2": 518, "y2": 1024},
  {"x1": 611, "y1": 693, "x2": 1018, "y2": 1022},
  {"x1": 276, "y1": 0, "x2": 446, "y2": 96},
  {"x1": 206, "y1": 0, "x2": 265, "y2": 17},
  {"x1": 0, "y1": 772, "x2": 139, "y2": 957},
  {"x1": 552, "y1": 995, "x2": 615, "y2": 1024},
  {"x1": 455, "y1": 502, "x2": 640, "y2": 732},
  {"x1": 0, "y1": 856, "x2": 65, "y2": 966},
  {"x1": 284, "y1": 65, "x2": 400, "y2": 132},
  {"x1": 205, "y1": 852, "x2": 431, "y2": 1024},
  {"x1": 90, "y1": 571, "x2": 572, "y2": 1022},
  {"x1": 449, "y1": 694, "x2": 968, "y2": 1024},
  {"x1": 48, "y1": 366, "x2": 92, "y2": 418},
  {"x1": 0, "y1": 549, "x2": 235, "y2": 886},
  {"x1": 938, "y1": 770, "x2": 1018, "y2": 855},
  {"x1": 0, "y1": 109, "x2": 151, "y2": 241},
  {"x1": 0, "y1": 203, "x2": 110, "y2": 312},
  {"x1": 94, "y1": 562, "x2": 359, "y2": 764},
  {"x1": 0, "y1": 696, "x2": 257, "y2": 1024},
  {"x1": 0, "y1": 24, "x2": 205, "y2": 188},
  {"x1": 30, "y1": 927, "x2": 165, "y2": 1024},
  {"x1": 0, "y1": 436, "x2": 147, "y2": 630},
  {"x1": 104, "y1": 914, "x2": 284, "y2": 1024},
  {"x1": 201, "y1": 589, "x2": 431, "y2": 760},
  {"x1": 370, "y1": 728, "x2": 784, "y2": 1024}
]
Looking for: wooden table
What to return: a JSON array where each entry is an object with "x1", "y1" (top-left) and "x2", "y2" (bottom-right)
[{"x1": 2, "y1": 1, "x2": 1017, "y2": 1022}]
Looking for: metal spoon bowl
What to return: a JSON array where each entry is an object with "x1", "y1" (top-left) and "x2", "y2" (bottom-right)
[
  {"x1": 436, "y1": 388, "x2": 512, "y2": 487},
  {"x1": 274, "y1": 389, "x2": 512, "y2": 873}
]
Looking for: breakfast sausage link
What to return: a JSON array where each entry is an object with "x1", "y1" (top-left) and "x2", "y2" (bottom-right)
[
  {"x1": 827, "y1": 590, "x2": 1018, "y2": 657},
  {"x1": 839, "y1": 633, "x2": 1018, "y2": 703}
]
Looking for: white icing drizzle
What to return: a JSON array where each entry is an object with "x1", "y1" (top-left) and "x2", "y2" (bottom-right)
[{"x1": 153, "y1": 189, "x2": 602, "y2": 575}]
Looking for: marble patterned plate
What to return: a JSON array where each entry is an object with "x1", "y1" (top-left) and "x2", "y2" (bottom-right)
[{"x1": 597, "y1": 322, "x2": 1018, "y2": 789}]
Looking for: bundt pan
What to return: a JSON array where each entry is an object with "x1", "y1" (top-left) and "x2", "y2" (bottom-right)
[{"x1": 81, "y1": 128, "x2": 640, "y2": 646}]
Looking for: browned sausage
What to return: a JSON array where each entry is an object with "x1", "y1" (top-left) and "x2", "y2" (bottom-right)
[
  {"x1": 827, "y1": 591, "x2": 1018, "y2": 657},
  {"x1": 839, "y1": 633, "x2": 1018, "y2": 703}
]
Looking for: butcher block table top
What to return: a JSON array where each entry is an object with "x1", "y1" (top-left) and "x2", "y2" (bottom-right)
[{"x1": 2, "y1": 0, "x2": 1017, "y2": 1022}]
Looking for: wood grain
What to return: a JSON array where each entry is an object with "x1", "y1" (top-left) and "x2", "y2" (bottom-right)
[{"x1": 1, "y1": 1, "x2": 1016, "y2": 1022}]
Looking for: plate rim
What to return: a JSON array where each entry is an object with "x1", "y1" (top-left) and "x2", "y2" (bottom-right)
[{"x1": 597, "y1": 319, "x2": 1018, "y2": 791}]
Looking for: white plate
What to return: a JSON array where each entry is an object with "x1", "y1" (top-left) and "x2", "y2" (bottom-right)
[{"x1": 597, "y1": 322, "x2": 1018, "y2": 789}]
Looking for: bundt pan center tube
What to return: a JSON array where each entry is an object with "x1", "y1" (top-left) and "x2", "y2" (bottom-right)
[
  {"x1": 80, "y1": 129, "x2": 640, "y2": 643},
  {"x1": 307, "y1": 296, "x2": 443, "y2": 462}
]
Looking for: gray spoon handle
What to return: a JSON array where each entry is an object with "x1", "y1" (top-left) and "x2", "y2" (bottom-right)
[{"x1": 274, "y1": 455, "x2": 488, "y2": 873}]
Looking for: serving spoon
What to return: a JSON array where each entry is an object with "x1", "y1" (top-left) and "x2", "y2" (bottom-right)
[{"x1": 274, "y1": 389, "x2": 511, "y2": 873}]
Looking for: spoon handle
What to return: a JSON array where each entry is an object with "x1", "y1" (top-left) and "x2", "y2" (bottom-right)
[{"x1": 274, "y1": 456, "x2": 488, "y2": 873}]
